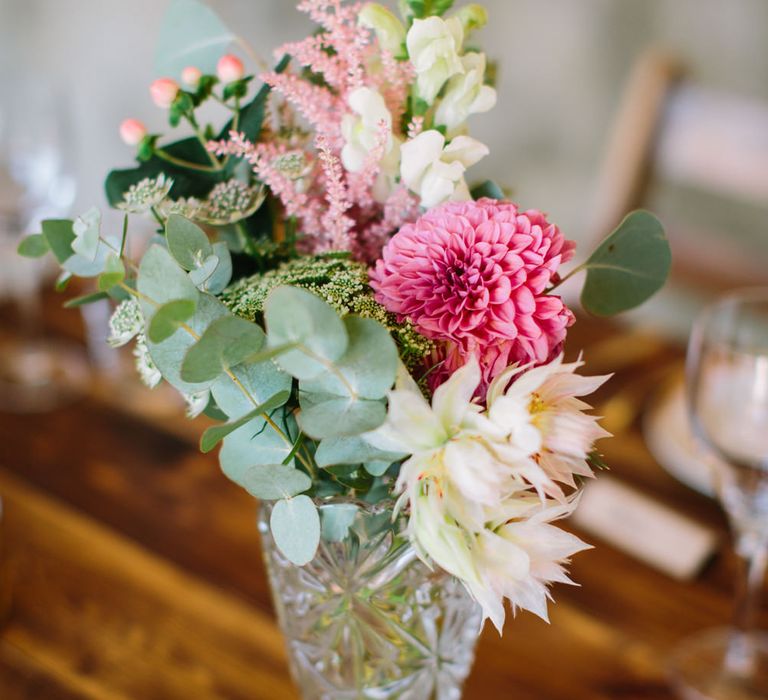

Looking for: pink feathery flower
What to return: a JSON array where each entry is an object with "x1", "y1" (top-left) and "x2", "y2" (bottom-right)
[
  {"x1": 370, "y1": 199, "x2": 576, "y2": 387},
  {"x1": 316, "y1": 135, "x2": 354, "y2": 250}
]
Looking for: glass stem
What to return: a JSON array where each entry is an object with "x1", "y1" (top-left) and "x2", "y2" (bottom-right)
[{"x1": 727, "y1": 532, "x2": 768, "y2": 674}]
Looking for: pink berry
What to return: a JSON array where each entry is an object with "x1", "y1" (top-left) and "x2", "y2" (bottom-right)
[
  {"x1": 119, "y1": 118, "x2": 147, "y2": 146},
  {"x1": 181, "y1": 66, "x2": 202, "y2": 89},
  {"x1": 216, "y1": 54, "x2": 245, "y2": 83},
  {"x1": 149, "y1": 78, "x2": 180, "y2": 109}
]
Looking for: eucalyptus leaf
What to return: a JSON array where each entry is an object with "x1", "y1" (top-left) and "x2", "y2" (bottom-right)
[
  {"x1": 470, "y1": 179, "x2": 505, "y2": 201},
  {"x1": 238, "y1": 464, "x2": 311, "y2": 500},
  {"x1": 210, "y1": 359, "x2": 291, "y2": 419},
  {"x1": 155, "y1": 0, "x2": 234, "y2": 77},
  {"x1": 364, "y1": 460, "x2": 392, "y2": 477},
  {"x1": 320, "y1": 503, "x2": 359, "y2": 542},
  {"x1": 298, "y1": 393, "x2": 387, "y2": 439},
  {"x1": 580, "y1": 210, "x2": 670, "y2": 317},
  {"x1": 188, "y1": 254, "x2": 219, "y2": 287},
  {"x1": 97, "y1": 254, "x2": 126, "y2": 291},
  {"x1": 200, "y1": 389, "x2": 290, "y2": 452},
  {"x1": 17, "y1": 234, "x2": 49, "y2": 258},
  {"x1": 63, "y1": 291, "x2": 109, "y2": 308},
  {"x1": 137, "y1": 244, "x2": 199, "y2": 319},
  {"x1": 315, "y1": 435, "x2": 406, "y2": 468},
  {"x1": 147, "y1": 298, "x2": 197, "y2": 343},
  {"x1": 219, "y1": 413, "x2": 296, "y2": 482},
  {"x1": 203, "y1": 241, "x2": 232, "y2": 294},
  {"x1": 181, "y1": 314, "x2": 266, "y2": 383},
  {"x1": 166, "y1": 214, "x2": 213, "y2": 271},
  {"x1": 301, "y1": 316, "x2": 398, "y2": 400},
  {"x1": 41, "y1": 219, "x2": 75, "y2": 264},
  {"x1": 270, "y1": 495, "x2": 320, "y2": 566},
  {"x1": 71, "y1": 208, "x2": 101, "y2": 261},
  {"x1": 264, "y1": 286, "x2": 348, "y2": 380}
]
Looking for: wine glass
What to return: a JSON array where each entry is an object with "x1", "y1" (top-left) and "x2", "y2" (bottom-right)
[
  {"x1": 669, "y1": 288, "x2": 768, "y2": 699},
  {"x1": 0, "y1": 80, "x2": 89, "y2": 412}
]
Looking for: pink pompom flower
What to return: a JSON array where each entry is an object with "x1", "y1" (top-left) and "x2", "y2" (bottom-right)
[
  {"x1": 217, "y1": 54, "x2": 245, "y2": 83},
  {"x1": 119, "y1": 118, "x2": 147, "y2": 146},
  {"x1": 370, "y1": 198, "x2": 575, "y2": 388},
  {"x1": 181, "y1": 66, "x2": 202, "y2": 89},
  {"x1": 149, "y1": 78, "x2": 180, "y2": 109}
]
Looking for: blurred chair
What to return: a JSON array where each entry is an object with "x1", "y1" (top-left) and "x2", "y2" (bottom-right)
[{"x1": 591, "y1": 49, "x2": 768, "y2": 292}]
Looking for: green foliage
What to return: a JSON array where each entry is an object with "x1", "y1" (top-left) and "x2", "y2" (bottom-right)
[
  {"x1": 17, "y1": 233, "x2": 49, "y2": 258},
  {"x1": 199, "y1": 389, "x2": 290, "y2": 452},
  {"x1": 155, "y1": 0, "x2": 234, "y2": 76},
  {"x1": 147, "y1": 299, "x2": 197, "y2": 343},
  {"x1": 219, "y1": 413, "x2": 296, "y2": 479},
  {"x1": 265, "y1": 286, "x2": 348, "y2": 380},
  {"x1": 63, "y1": 291, "x2": 109, "y2": 308},
  {"x1": 470, "y1": 180, "x2": 505, "y2": 200},
  {"x1": 319, "y1": 503, "x2": 358, "y2": 542},
  {"x1": 166, "y1": 214, "x2": 212, "y2": 270},
  {"x1": 239, "y1": 464, "x2": 311, "y2": 500},
  {"x1": 270, "y1": 496, "x2": 320, "y2": 566},
  {"x1": 210, "y1": 360, "x2": 291, "y2": 419},
  {"x1": 403, "y1": 0, "x2": 455, "y2": 19},
  {"x1": 41, "y1": 219, "x2": 75, "y2": 264},
  {"x1": 180, "y1": 314, "x2": 267, "y2": 383},
  {"x1": 298, "y1": 393, "x2": 387, "y2": 439},
  {"x1": 98, "y1": 254, "x2": 126, "y2": 291},
  {"x1": 580, "y1": 210, "x2": 671, "y2": 317},
  {"x1": 137, "y1": 245, "x2": 199, "y2": 317},
  {"x1": 315, "y1": 435, "x2": 406, "y2": 469}
]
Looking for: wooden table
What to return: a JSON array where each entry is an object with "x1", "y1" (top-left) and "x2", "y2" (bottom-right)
[{"x1": 0, "y1": 308, "x2": 761, "y2": 699}]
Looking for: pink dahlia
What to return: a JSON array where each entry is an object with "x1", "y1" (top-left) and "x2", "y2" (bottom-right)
[{"x1": 370, "y1": 198, "x2": 575, "y2": 387}]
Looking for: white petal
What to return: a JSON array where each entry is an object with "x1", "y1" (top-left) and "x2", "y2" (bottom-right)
[
  {"x1": 400, "y1": 130, "x2": 445, "y2": 189},
  {"x1": 432, "y1": 356, "x2": 481, "y2": 432}
]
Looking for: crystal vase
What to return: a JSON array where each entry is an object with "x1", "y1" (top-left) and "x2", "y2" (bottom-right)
[{"x1": 258, "y1": 499, "x2": 482, "y2": 700}]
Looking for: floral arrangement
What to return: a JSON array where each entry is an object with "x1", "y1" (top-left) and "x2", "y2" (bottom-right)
[{"x1": 19, "y1": 0, "x2": 670, "y2": 634}]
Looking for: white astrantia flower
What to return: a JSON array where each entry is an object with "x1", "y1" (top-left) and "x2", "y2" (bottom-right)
[
  {"x1": 400, "y1": 130, "x2": 489, "y2": 208},
  {"x1": 435, "y1": 52, "x2": 497, "y2": 137},
  {"x1": 364, "y1": 354, "x2": 607, "y2": 632},
  {"x1": 118, "y1": 174, "x2": 173, "y2": 214},
  {"x1": 133, "y1": 333, "x2": 162, "y2": 388},
  {"x1": 107, "y1": 298, "x2": 144, "y2": 348},
  {"x1": 406, "y1": 16, "x2": 464, "y2": 104}
]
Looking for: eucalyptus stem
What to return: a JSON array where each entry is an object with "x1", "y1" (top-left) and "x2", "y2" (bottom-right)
[{"x1": 546, "y1": 262, "x2": 586, "y2": 294}]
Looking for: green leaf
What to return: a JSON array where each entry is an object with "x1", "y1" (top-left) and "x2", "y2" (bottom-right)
[
  {"x1": 71, "y1": 207, "x2": 101, "y2": 261},
  {"x1": 166, "y1": 214, "x2": 213, "y2": 271},
  {"x1": 200, "y1": 389, "x2": 290, "y2": 452},
  {"x1": 470, "y1": 179, "x2": 505, "y2": 200},
  {"x1": 219, "y1": 414, "x2": 296, "y2": 479},
  {"x1": 145, "y1": 293, "x2": 229, "y2": 394},
  {"x1": 63, "y1": 291, "x2": 109, "y2": 308},
  {"x1": 147, "y1": 298, "x2": 197, "y2": 343},
  {"x1": 298, "y1": 394, "x2": 386, "y2": 439},
  {"x1": 270, "y1": 495, "x2": 320, "y2": 566},
  {"x1": 265, "y1": 286, "x2": 348, "y2": 380},
  {"x1": 580, "y1": 210, "x2": 671, "y2": 317},
  {"x1": 319, "y1": 503, "x2": 359, "y2": 543},
  {"x1": 210, "y1": 359, "x2": 291, "y2": 419},
  {"x1": 97, "y1": 254, "x2": 126, "y2": 291},
  {"x1": 315, "y1": 435, "x2": 406, "y2": 468},
  {"x1": 41, "y1": 219, "x2": 75, "y2": 263},
  {"x1": 17, "y1": 234, "x2": 49, "y2": 258},
  {"x1": 301, "y1": 316, "x2": 398, "y2": 400},
  {"x1": 55, "y1": 271, "x2": 73, "y2": 292},
  {"x1": 202, "y1": 242, "x2": 232, "y2": 294},
  {"x1": 155, "y1": 0, "x2": 234, "y2": 77},
  {"x1": 137, "y1": 244, "x2": 199, "y2": 315},
  {"x1": 181, "y1": 314, "x2": 266, "y2": 384},
  {"x1": 238, "y1": 464, "x2": 311, "y2": 500},
  {"x1": 364, "y1": 460, "x2": 392, "y2": 477}
]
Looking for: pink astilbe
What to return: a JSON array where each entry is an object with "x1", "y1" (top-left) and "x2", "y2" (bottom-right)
[{"x1": 316, "y1": 135, "x2": 353, "y2": 250}]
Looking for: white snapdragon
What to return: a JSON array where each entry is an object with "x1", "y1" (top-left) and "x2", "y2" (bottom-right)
[
  {"x1": 341, "y1": 87, "x2": 399, "y2": 172},
  {"x1": 400, "y1": 130, "x2": 488, "y2": 208},
  {"x1": 364, "y1": 354, "x2": 607, "y2": 632},
  {"x1": 435, "y1": 52, "x2": 497, "y2": 137},
  {"x1": 406, "y1": 16, "x2": 464, "y2": 104},
  {"x1": 359, "y1": 3, "x2": 406, "y2": 56}
]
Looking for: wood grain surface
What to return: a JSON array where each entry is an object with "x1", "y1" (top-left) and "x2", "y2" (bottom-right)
[{"x1": 0, "y1": 305, "x2": 764, "y2": 699}]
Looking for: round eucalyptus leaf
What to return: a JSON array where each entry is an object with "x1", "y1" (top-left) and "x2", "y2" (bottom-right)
[
  {"x1": 137, "y1": 244, "x2": 199, "y2": 320},
  {"x1": 265, "y1": 286, "x2": 348, "y2": 380},
  {"x1": 166, "y1": 214, "x2": 213, "y2": 271},
  {"x1": 211, "y1": 360, "x2": 291, "y2": 419},
  {"x1": 315, "y1": 435, "x2": 406, "y2": 468},
  {"x1": 147, "y1": 298, "x2": 197, "y2": 343},
  {"x1": 240, "y1": 464, "x2": 311, "y2": 500},
  {"x1": 203, "y1": 241, "x2": 233, "y2": 294},
  {"x1": 581, "y1": 210, "x2": 670, "y2": 317},
  {"x1": 301, "y1": 316, "x2": 398, "y2": 400},
  {"x1": 319, "y1": 503, "x2": 359, "y2": 543},
  {"x1": 270, "y1": 495, "x2": 320, "y2": 566},
  {"x1": 298, "y1": 394, "x2": 387, "y2": 439},
  {"x1": 188, "y1": 254, "x2": 219, "y2": 288}
]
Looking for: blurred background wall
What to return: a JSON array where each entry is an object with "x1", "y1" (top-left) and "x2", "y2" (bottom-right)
[{"x1": 1, "y1": 0, "x2": 767, "y2": 249}]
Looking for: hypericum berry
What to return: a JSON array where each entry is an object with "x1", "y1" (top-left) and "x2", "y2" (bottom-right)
[
  {"x1": 149, "y1": 78, "x2": 180, "y2": 109},
  {"x1": 119, "y1": 118, "x2": 147, "y2": 146},
  {"x1": 181, "y1": 66, "x2": 202, "y2": 89},
  {"x1": 216, "y1": 54, "x2": 245, "y2": 83}
]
